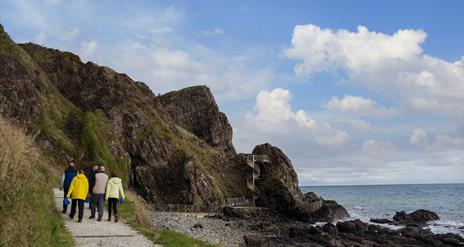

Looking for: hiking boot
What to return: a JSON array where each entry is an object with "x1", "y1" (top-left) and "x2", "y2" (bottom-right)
[
  {"x1": 115, "y1": 214, "x2": 119, "y2": 223},
  {"x1": 62, "y1": 210, "x2": 66, "y2": 214},
  {"x1": 97, "y1": 217, "x2": 102, "y2": 222},
  {"x1": 69, "y1": 215, "x2": 74, "y2": 220},
  {"x1": 89, "y1": 216, "x2": 95, "y2": 219},
  {"x1": 78, "y1": 219, "x2": 82, "y2": 223}
]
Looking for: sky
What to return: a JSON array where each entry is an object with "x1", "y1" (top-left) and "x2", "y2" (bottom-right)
[{"x1": 1, "y1": 0, "x2": 463, "y2": 185}]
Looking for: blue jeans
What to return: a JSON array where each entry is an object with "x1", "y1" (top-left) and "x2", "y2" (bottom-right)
[{"x1": 90, "y1": 194, "x2": 105, "y2": 219}]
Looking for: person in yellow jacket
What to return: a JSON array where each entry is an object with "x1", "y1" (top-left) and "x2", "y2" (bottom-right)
[
  {"x1": 66, "y1": 169, "x2": 89, "y2": 223},
  {"x1": 105, "y1": 173, "x2": 125, "y2": 222}
]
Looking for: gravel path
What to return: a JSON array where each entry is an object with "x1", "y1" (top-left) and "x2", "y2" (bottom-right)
[
  {"x1": 151, "y1": 211, "x2": 251, "y2": 247},
  {"x1": 53, "y1": 189, "x2": 159, "y2": 247}
]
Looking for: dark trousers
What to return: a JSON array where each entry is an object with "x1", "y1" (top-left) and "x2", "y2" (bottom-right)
[
  {"x1": 90, "y1": 194, "x2": 105, "y2": 219},
  {"x1": 69, "y1": 199, "x2": 85, "y2": 220},
  {"x1": 107, "y1": 198, "x2": 119, "y2": 219},
  {"x1": 62, "y1": 189, "x2": 69, "y2": 212}
]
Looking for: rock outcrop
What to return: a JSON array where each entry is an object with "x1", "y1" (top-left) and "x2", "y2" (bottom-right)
[
  {"x1": 393, "y1": 209, "x2": 440, "y2": 225},
  {"x1": 250, "y1": 143, "x2": 349, "y2": 222},
  {"x1": 159, "y1": 86, "x2": 236, "y2": 157}
]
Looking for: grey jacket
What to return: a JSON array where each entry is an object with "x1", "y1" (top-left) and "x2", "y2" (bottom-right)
[{"x1": 92, "y1": 172, "x2": 109, "y2": 194}]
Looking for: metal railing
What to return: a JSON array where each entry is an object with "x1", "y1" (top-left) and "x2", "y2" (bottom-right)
[{"x1": 153, "y1": 197, "x2": 253, "y2": 213}]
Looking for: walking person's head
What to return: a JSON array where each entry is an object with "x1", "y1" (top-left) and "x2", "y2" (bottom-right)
[
  {"x1": 68, "y1": 159, "x2": 75, "y2": 167},
  {"x1": 92, "y1": 164, "x2": 99, "y2": 172},
  {"x1": 78, "y1": 169, "x2": 85, "y2": 174},
  {"x1": 99, "y1": 166, "x2": 105, "y2": 173}
]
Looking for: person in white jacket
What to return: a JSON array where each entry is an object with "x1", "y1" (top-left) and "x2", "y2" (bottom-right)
[
  {"x1": 105, "y1": 173, "x2": 125, "y2": 222},
  {"x1": 90, "y1": 166, "x2": 108, "y2": 221}
]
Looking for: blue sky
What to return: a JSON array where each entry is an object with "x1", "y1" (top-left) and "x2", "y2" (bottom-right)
[{"x1": 1, "y1": 0, "x2": 463, "y2": 185}]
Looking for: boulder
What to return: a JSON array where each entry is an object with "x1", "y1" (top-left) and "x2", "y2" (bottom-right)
[
  {"x1": 322, "y1": 222, "x2": 338, "y2": 236},
  {"x1": 336, "y1": 219, "x2": 368, "y2": 234},
  {"x1": 393, "y1": 210, "x2": 439, "y2": 225},
  {"x1": 370, "y1": 218, "x2": 394, "y2": 224},
  {"x1": 311, "y1": 200, "x2": 350, "y2": 222}
]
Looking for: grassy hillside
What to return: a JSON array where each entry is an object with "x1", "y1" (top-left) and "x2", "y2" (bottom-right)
[{"x1": 0, "y1": 117, "x2": 73, "y2": 247}]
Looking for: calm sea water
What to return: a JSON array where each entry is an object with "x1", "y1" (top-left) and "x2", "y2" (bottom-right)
[{"x1": 301, "y1": 183, "x2": 464, "y2": 236}]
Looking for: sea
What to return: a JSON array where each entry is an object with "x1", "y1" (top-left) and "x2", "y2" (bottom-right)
[{"x1": 301, "y1": 183, "x2": 464, "y2": 236}]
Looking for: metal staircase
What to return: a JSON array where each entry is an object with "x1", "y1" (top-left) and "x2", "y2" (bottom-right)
[{"x1": 246, "y1": 154, "x2": 269, "y2": 207}]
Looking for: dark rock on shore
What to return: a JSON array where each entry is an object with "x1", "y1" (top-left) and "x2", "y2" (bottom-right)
[
  {"x1": 393, "y1": 209, "x2": 440, "y2": 225},
  {"x1": 269, "y1": 219, "x2": 464, "y2": 247},
  {"x1": 336, "y1": 219, "x2": 368, "y2": 234},
  {"x1": 310, "y1": 200, "x2": 349, "y2": 222},
  {"x1": 251, "y1": 143, "x2": 349, "y2": 222},
  {"x1": 370, "y1": 218, "x2": 394, "y2": 224}
]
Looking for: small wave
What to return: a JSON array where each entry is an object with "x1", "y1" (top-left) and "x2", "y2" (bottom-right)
[{"x1": 427, "y1": 220, "x2": 464, "y2": 237}]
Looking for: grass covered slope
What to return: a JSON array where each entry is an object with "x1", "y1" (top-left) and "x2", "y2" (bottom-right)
[{"x1": 0, "y1": 117, "x2": 73, "y2": 247}]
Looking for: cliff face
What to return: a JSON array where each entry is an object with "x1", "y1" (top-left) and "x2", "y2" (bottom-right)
[
  {"x1": 0, "y1": 24, "x2": 347, "y2": 222},
  {"x1": 159, "y1": 86, "x2": 236, "y2": 157}
]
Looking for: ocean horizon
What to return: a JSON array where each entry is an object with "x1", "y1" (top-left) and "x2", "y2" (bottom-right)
[{"x1": 302, "y1": 183, "x2": 464, "y2": 236}]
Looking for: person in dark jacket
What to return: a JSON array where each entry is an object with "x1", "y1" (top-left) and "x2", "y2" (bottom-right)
[{"x1": 60, "y1": 160, "x2": 77, "y2": 214}]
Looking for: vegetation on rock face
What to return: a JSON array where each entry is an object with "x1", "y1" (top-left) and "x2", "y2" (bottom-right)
[
  {"x1": 0, "y1": 117, "x2": 73, "y2": 247},
  {"x1": 80, "y1": 109, "x2": 128, "y2": 177}
]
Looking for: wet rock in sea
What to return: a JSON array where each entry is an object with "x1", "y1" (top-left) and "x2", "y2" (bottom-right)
[
  {"x1": 370, "y1": 218, "x2": 394, "y2": 224},
  {"x1": 393, "y1": 209, "x2": 439, "y2": 225}
]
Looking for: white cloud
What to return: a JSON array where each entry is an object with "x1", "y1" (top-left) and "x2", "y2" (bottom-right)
[
  {"x1": 201, "y1": 27, "x2": 225, "y2": 35},
  {"x1": 363, "y1": 139, "x2": 397, "y2": 159},
  {"x1": 410, "y1": 128, "x2": 428, "y2": 146},
  {"x1": 347, "y1": 118, "x2": 371, "y2": 130},
  {"x1": 284, "y1": 24, "x2": 464, "y2": 116},
  {"x1": 110, "y1": 42, "x2": 274, "y2": 101},
  {"x1": 429, "y1": 134, "x2": 464, "y2": 151},
  {"x1": 241, "y1": 88, "x2": 349, "y2": 147},
  {"x1": 326, "y1": 95, "x2": 396, "y2": 117},
  {"x1": 61, "y1": 28, "x2": 79, "y2": 42},
  {"x1": 409, "y1": 128, "x2": 463, "y2": 151},
  {"x1": 79, "y1": 41, "x2": 98, "y2": 60}
]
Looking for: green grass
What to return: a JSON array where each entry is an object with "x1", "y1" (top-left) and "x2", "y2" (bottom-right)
[
  {"x1": 0, "y1": 163, "x2": 74, "y2": 247},
  {"x1": 119, "y1": 195, "x2": 215, "y2": 247},
  {"x1": 80, "y1": 110, "x2": 128, "y2": 177}
]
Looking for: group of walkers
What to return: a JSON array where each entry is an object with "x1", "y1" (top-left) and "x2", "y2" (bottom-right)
[{"x1": 60, "y1": 160, "x2": 125, "y2": 223}]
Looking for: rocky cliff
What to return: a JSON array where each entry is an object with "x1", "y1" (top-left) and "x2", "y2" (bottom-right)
[
  {"x1": 0, "y1": 24, "x2": 347, "y2": 222},
  {"x1": 159, "y1": 86, "x2": 236, "y2": 157}
]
